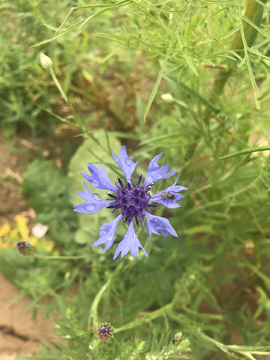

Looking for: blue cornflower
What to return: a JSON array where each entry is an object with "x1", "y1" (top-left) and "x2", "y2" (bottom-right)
[{"x1": 74, "y1": 146, "x2": 188, "y2": 259}]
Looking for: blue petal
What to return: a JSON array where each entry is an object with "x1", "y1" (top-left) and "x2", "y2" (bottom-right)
[
  {"x1": 113, "y1": 221, "x2": 148, "y2": 259},
  {"x1": 92, "y1": 214, "x2": 122, "y2": 252},
  {"x1": 150, "y1": 197, "x2": 182, "y2": 209},
  {"x1": 143, "y1": 153, "x2": 178, "y2": 187},
  {"x1": 150, "y1": 175, "x2": 188, "y2": 209},
  {"x1": 81, "y1": 163, "x2": 117, "y2": 192},
  {"x1": 145, "y1": 212, "x2": 178, "y2": 240},
  {"x1": 165, "y1": 175, "x2": 188, "y2": 193},
  {"x1": 73, "y1": 182, "x2": 110, "y2": 214},
  {"x1": 111, "y1": 145, "x2": 137, "y2": 182}
]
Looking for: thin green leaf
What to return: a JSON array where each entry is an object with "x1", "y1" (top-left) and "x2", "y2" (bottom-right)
[
  {"x1": 144, "y1": 4, "x2": 191, "y2": 121},
  {"x1": 102, "y1": 47, "x2": 125, "y2": 63},
  {"x1": 56, "y1": 0, "x2": 130, "y2": 33},
  {"x1": 140, "y1": 131, "x2": 193, "y2": 145},
  {"x1": 31, "y1": 1, "x2": 131, "y2": 48},
  {"x1": 177, "y1": 33, "x2": 198, "y2": 77},
  {"x1": 220, "y1": 24, "x2": 241, "y2": 40},
  {"x1": 164, "y1": 75, "x2": 219, "y2": 114},
  {"x1": 239, "y1": 5, "x2": 260, "y2": 109},
  {"x1": 56, "y1": 343, "x2": 84, "y2": 360},
  {"x1": 143, "y1": 39, "x2": 176, "y2": 121},
  {"x1": 94, "y1": 32, "x2": 128, "y2": 46},
  {"x1": 255, "y1": 0, "x2": 270, "y2": 12},
  {"x1": 78, "y1": 0, "x2": 131, "y2": 29},
  {"x1": 126, "y1": 33, "x2": 166, "y2": 51},
  {"x1": 242, "y1": 15, "x2": 270, "y2": 40},
  {"x1": 244, "y1": 261, "x2": 270, "y2": 290},
  {"x1": 31, "y1": 19, "x2": 86, "y2": 47},
  {"x1": 247, "y1": 47, "x2": 270, "y2": 61},
  {"x1": 114, "y1": 303, "x2": 173, "y2": 334},
  {"x1": 219, "y1": 146, "x2": 270, "y2": 160},
  {"x1": 130, "y1": 0, "x2": 188, "y2": 13}
]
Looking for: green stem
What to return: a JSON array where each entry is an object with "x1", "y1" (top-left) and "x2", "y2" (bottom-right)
[
  {"x1": 219, "y1": 145, "x2": 270, "y2": 160},
  {"x1": 88, "y1": 262, "x2": 123, "y2": 331},
  {"x1": 114, "y1": 303, "x2": 173, "y2": 334},
  {"x1": 49, "y1": 68, "x2": 69, "y2": 104},
  {"x1": 49, "y1": 68, "x2": 88, "y2": 132},
  {"x1": 34, "y1": 253, "x2": 89, "y2": 260}
]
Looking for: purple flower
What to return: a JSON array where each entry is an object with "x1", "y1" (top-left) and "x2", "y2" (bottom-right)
[
  {"x1": 74, "y1": 145, "x2": 187, "y2": 259},
  {"x1": 150, "y1": 176, "x2": 188, "y2": 209},
  {"x1": 113, "y1": 221, "x2": 148, "y2": 259}
]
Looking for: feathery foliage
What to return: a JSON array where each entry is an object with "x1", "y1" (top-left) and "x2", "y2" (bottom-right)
[{"x1": 1, "y1": 0, "x2": 270, "y2": 359}]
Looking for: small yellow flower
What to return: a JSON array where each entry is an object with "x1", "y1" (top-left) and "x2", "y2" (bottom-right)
[
  {"x1": 15, "y1": 215, "x2": 29, "y2": 239},
  {"x1": 0, "y1": 223, "x2": 11, "y2": 238}
]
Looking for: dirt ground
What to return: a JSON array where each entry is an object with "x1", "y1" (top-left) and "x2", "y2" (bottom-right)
[
  {"x1": 0, "y1": 272, "x2": 53, "y2": 359},
  {"x1": 0, "y1": 133, "x2": 59, "y2": 359}
]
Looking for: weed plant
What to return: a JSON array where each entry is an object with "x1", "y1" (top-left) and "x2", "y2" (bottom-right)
[{"x1": 1, "y1": 0, "x2": 270, "y2": 359}]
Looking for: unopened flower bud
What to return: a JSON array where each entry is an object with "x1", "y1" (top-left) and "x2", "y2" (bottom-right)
[
  {"x1": 172, "y1": 332, "x2": 182, "y2": 344},
  {"x1": 161, "y1": 93, "x2": 174, "y2": 103},
  {"x1": 40, "y1": 53, "x2": 53, "y2": 71},
  {"x1": 97, "y1": 323, "x2": 114, "y2": 342},
  {"x1": 17, "y1": 241, "x2": 34, "y2": 256}
]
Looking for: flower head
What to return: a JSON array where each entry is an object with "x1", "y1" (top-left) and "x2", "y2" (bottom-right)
[
  {"x1": 97, "y1": 323, "x2": 114, "y2": 342},
  {"x1": 17, "y1": 240, "x2": 34, "y2": 256},
  {"x1": 74, "y1": 146, "x2": 187, "y2": 259}
]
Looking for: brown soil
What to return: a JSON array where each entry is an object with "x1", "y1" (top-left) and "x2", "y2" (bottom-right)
[
  {"x1": 0, "y1": 131, "x2": 63, "y2": 358},
  {"x1": 0, "y1": 273, "x2": 54, "y2": 359}
]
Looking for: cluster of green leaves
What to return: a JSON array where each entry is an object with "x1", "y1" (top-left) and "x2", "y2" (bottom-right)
[
  {"x1": 0, "y1": 0, "x2": 144, "y2": 136},
  {"x1": 0, "y1": 159, "x2": 78, "y2": 315},
  {"x1": 22, "y1": 160, "x2": 78, "y2": 246},
  {"x1": 0, "y1": 0, "x2": 57, "y2": 136},
  {"x1": 1, "y1": 0, "x2": 270, "y2": 359}
]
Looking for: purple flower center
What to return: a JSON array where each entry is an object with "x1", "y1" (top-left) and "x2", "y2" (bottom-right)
[
  {"x1": 106, "y1": 175, "x2": 155, "y2": 226},
  {"x1": 100, "y1": 327, "x2": 108, "y2": 334}
]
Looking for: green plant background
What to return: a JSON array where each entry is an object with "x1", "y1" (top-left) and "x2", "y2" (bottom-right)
[{"x1": 1, "y1": 0, "x2": 270, "y2": 359}]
